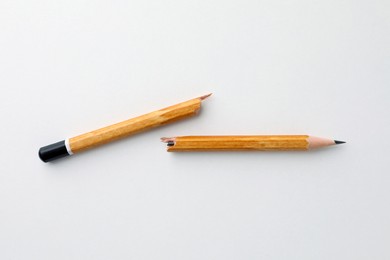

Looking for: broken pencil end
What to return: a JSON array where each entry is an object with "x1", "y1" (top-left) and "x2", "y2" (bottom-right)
[
  {"x1": 199, "y1": 93, "x2": 212, "y2": 101},
  {"x1": 161, "y1": 137, "x2": 176, "y2": 143}
]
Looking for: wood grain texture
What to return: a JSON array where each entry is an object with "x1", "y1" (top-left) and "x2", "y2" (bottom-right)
[
  {"x1": 166, "y1": 135, "x2": 310, "y2": 151},
  {"x1": 69, "y1": 97, "x2": 205, "y2": 153}
]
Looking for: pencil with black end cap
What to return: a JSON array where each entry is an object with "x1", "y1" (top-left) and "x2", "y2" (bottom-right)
[{"x1": 39, "y1": 94, "x2": 212, "y2": 162}]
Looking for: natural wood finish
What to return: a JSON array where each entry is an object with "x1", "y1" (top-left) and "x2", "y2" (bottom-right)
[
  {"x1": 166, "y1": 135, "x2": 311, "y2": 151},
  {"x1": 69, "y1": 96, "x2": 207, "y2": 153}
]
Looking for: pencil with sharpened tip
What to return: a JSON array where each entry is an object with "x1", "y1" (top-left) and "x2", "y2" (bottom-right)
[{"x1": 161, "y1": 135, "x2": 346, "y2": 151}]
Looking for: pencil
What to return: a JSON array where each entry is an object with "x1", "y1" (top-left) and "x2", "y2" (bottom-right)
[
  {"x1": 161, "y1": 135, "x2": 345, "y2": 151},
  {"x1": 39, "y1": 94, "x2": 212, "y2": 162}
]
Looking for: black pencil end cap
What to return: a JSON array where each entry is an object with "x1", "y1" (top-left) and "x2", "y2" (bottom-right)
[
  {"x1": 334, "y1": 140, "x2": 346, "y2": 145},
  {"x1": 39, "y1": 140, "x2": 70, "y2": 162}
]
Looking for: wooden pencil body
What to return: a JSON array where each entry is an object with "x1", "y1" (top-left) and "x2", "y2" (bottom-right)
[
  {"x1": 166, "y1": 135, "x2": 310, "y2": 151},
  {"x1": 70, "y1": 98, "x2": 202, "y2": 153}
]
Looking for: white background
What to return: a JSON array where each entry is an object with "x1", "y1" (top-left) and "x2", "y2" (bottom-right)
[{"x1": 0, "y1": 0, "x2": 389, "y2": 259}]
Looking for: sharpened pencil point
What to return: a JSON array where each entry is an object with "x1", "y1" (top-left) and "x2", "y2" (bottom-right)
[
  {"x1": 334, "y1": 140, "x2": 346, "y2": 145},
  {"x1": 199, "y1": 93, "x2": 212, "y2": 100}
]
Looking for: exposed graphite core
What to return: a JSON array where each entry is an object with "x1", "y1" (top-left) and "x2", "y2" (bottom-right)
[{"x1": 334, "y1": 140, "x2": 346, "y2": 144}]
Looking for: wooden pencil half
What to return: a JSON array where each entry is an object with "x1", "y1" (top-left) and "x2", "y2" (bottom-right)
[
  {"x1": 161, "y1": 135, "x2": 345, "y2": 151},
  {"x1": 38, "y1": 94, "x2": 211, "y2": 162}
]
